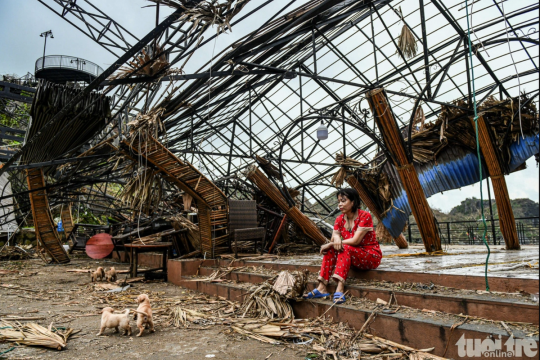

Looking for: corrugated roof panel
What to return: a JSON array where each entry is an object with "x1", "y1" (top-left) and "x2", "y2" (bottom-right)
[
  {"x1": 379, "y1": 135, "x2": 538, "y2": 238},
  {"x1": 509, "y1": 134, "x2": 539, "y2": 171}
]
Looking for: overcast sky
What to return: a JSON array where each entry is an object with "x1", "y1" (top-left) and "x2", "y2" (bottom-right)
[{"x1": 0, "y1": 0, "x2": 538, "y2": 213}]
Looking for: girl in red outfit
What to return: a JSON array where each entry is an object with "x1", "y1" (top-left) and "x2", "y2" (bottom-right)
[{"x1": 304, "y1": 188, "x2": 382, "y2": 304}]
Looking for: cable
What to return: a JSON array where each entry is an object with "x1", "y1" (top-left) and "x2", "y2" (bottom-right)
[
  {"x1": 207, "y1": 18, "x2": 220, "y2": 258},
  {"x1": 465, "y1": 0, "x2": 490, "y2": 292},
  {"x1": 500, "y1": 1, "x2": 524, "y2": 139}
]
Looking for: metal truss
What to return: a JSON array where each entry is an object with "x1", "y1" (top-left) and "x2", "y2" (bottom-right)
[
  {"x1": 2, "y1": 0, "x2": 538, "y2": 227},
  {"x1": 37, "y1": 0, "x2": 140, "y2": 57}
]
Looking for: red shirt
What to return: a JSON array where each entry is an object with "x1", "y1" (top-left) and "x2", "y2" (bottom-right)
[{"x1": 334, "y1": 210, "x2": 382, "y2": 255}]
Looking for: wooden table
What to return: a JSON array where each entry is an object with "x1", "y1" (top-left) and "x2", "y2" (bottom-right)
[{"x1": 124, "y1": 242, "x2": 173, "y2": 281}]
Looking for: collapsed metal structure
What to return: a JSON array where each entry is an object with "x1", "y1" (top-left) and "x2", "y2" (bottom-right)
[{"x1": 0, "y1": 0, "x2": 538, "y2": 259}]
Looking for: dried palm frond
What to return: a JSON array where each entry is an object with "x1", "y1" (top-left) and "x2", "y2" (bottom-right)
[
  {"x1": 148, "y1": 0, "x2": 250, "y2": 34},
  {"x1": 256, "y1": 155, "x2": 281, "y2": 179},
  {"x1": 168, "y1": 213, "x2": 200, "y2": 249},
  {"x1": 167, "y1": 306, "x2": 447, "y2": 359},
  {"x1": 0, "y1": 245, "x2": 34, "y2": 260},
  {"x1": 120, "y1": 167, "x2": 162, "y2": 215},
  {"x1": 272, "y1": 270, "x2": 308, "y2": 299},
  {"x1": 331, "y1": 152, "x2": 365, "y2": 187},
  {"x1": 397, "y1": 24, "x2": 417, "y2": 59},
  {"x1": 0, "y1": 321, "x2": 72, "y2": 350},
  {"x1": 169, "y1": 307, "x2": 189, "y2": 327},
  {"x1": 395, "y1": 7, "x2": 417, "y2": 59},
  {"x1": 128, "y1": 107, "x2": 166, "y2": 142},
  {"x1": 375, "y1": 222, "x2": 393, "y2": 244},
  {"x1": 182, "y1": 192, "x2": 193, "y2": 211},
  {"x1": 331, "y1": 167, "x2": 348, "y2": 188},
  {"x1": 240, "y1": 282, "x2": 293, "y2": 320},
  {"x1": 412, "y1": 105, "x2": 425, "y2": 133},
  {"x1": 287, "y1": 187, "x2": 300, "y2": 199},
  {"x1": 108, "y1": 43, "x2": 169, "y2": 81}
]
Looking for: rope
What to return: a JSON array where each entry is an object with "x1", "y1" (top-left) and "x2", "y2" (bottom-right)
[{"x1": 465, "y1": 0, "x2": 490, "y2": 292}]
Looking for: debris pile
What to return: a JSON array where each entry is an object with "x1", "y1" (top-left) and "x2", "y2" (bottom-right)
[{"x1": 0, "y1": 321, "x2": 75, "y2": 351}]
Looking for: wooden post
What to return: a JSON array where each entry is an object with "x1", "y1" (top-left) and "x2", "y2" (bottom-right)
[
  {"x1": 366, "y1": 89, "x2": 441, "y2": 252},
  {"x1": 346, "y1": 175, "x2": 408, "y2": 249},
  {"x1": 472, "y1": 115, "x2": 520, "y2": 249},
  {"x1": 268, "y1": 215, "x2": 288, "y2": 254}
]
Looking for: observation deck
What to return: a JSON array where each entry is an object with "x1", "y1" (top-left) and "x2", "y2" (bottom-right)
[{"x1": 35, "y1": 55, "x2": 103, "y2": 84}]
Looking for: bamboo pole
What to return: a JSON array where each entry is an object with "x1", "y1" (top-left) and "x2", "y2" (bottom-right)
[
  {"x1": 246, "y1": 165, "x2": 327, "y2": 246},
  {"x1": 347, "y1": 175, "x2": 408, "y2": 249},
  {"x1": 472, "y1": 115, "x2": 520, "y2": 249},
  {"x1": 366, "y1": 88, "x2": 441, "y2": 252}
]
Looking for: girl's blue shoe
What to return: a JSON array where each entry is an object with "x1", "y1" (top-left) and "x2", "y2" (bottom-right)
[
  {"x1": 333, "y1": 292, "x2": 346, "y2": 304},
  {"x1": 303, "y1": 289, "x2": 330, "y2": 299}
]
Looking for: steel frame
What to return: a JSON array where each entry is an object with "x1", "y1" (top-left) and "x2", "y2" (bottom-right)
[{"x1": 1, "y1": 0, "x2": 538, "y2": 227}]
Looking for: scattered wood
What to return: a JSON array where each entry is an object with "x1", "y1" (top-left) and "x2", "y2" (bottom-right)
[
  {"x1": 68, "y1": 269, "x2": 129, "y2": 274},
  {"x1": 501, "y1": 321, "x2": 514, "y2": 338},
  {"x1": 178, "y1": 250, "x2": 201, "y2": 259},
  {"x1": 376, "y1": 298, "x2": 388, "y2": 305},
  {"x1": 94, "y1": 283, "x2": 121, "y2": 290},
  {"x1": 0, "y1": 270, "x2": 19, "y2": 275},
  {"x1": 0, "y1": 284, "x2": 39, "y2": 293},
  {"x1": 0, "y1": 316, "x2": 46, "y2": 321}
]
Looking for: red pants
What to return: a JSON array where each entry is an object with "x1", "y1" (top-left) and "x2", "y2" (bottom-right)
[{"x1": 318, "y1": 245, "x2": 382, "y2": 284}]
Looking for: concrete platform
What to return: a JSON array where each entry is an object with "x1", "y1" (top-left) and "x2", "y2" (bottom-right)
[
  {"x1": 111, "y1": 245, "x2": 540, "y2": 293},
  {"x1": 263, "y1": 245, "x2": 540, "y2": 279}
]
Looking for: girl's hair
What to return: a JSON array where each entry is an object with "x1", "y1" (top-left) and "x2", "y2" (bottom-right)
[{"x1": 336, "y1": 188, "x2": 361, "y2": 212}]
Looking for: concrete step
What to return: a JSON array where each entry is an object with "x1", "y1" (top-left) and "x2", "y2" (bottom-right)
[
  {"x1": 196, "y1": 266, "x2": 539, "y2": 325},
  {"x1": 167, "y1": 260, "x2": 539, "y2": 360},
  {"x1": 215, "y1": 258, "x2": 539, "y2": 294}
]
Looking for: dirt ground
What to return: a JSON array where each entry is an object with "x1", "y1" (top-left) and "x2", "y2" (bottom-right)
[{"x1": 0, "y1": 258, "x2": 309, "y2": 360}]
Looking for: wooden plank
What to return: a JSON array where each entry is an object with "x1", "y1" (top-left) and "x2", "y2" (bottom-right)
[
  {"x1": 124, "y1": 136, "x2": 229, "y2": 258},
  {"x1": 26, "y1": 168, "x2": 70, "y2": 264}
]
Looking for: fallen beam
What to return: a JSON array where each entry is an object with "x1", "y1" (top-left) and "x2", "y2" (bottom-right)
[
  {"x1": 245, "y1": 165, "x2": 327, "y2": 246},
  {"x1": 366, "y1": 88, "x2": 441, "y2": 252},
  {"x1": 473, "y1": 115, "x2": 520, "y2": 249}
]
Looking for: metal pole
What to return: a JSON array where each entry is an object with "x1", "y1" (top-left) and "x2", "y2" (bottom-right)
[
  {"x1": 301, "y1": 188, "x2": 305, "y2": 212},
  {"x1": 43, "y1": 35, "x2": 47, "y2": 62},
  {"x1": 486, "y1": 178, "x2": 497, "y2": 245},
  {"x1": 249, "y1": 87, "x2": 252, "y2": 156},
  {"x1": 311, "y1": 25, "x2": 317, "y2": 75},
  {"x1": 447, "y1": 222, "x2": 451, "y2": 245},
  {"x1": 299, "y1": 70, "x2": 303, "y2": 161}
]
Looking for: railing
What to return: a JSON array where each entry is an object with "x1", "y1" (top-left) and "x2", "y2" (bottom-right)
[
  {"x1": 406, "y1": 217, "x2": 539, "y2": 246},
  {"x1": 35, "y1": 55, "x2": 104, "y2": 78}
]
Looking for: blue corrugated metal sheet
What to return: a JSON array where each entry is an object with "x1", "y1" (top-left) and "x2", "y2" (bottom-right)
[
  {"x1": 508, "y1": 134, "x2": 539, "y2": 171},
  {"x1": 380, "y1": 134, "x2": 539, "y2": 238}
]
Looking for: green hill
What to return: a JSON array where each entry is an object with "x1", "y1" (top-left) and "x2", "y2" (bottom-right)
[
  {"x1": 447, "y1": 197, "x2": 539, "y2": 220},
  {"x1": 308, "y1": 193, "x2": 538, "y2": 224}
]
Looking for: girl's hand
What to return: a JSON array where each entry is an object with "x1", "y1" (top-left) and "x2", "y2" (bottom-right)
[
  {"x1": 333, "y1": 238, "x2": 343, "y2": 251},
  {"x1": 320, "y1": 243, "x2": 332, "y2": 255}
]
